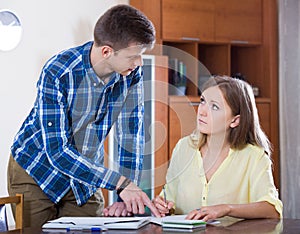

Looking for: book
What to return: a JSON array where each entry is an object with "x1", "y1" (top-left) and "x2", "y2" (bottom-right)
[
  {"x1": 168, "y1": 58, "x2": 187, "y2": 95},
  {"x1": 104, "y1": 218, "x2": 150, "y2": 229},
  {"x1": 162, "y1": 227, "x2": 206, "y2": 232},
  {"x1": 42, "y1": 216, "x2": 150, "y2": 232},
  {"x1": 161, "y1": 215, "x2": 206, "y2": 230}
]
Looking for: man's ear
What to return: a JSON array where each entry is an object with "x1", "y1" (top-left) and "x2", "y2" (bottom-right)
[
  {"x1": 230, "y1": 115, "x2": 240, "y2": 128},
  {"x1": 101, "y1": 46, "x2": 113, "y2": 58}
]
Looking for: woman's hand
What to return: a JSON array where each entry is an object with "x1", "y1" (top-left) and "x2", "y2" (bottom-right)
[
  {"x1": 186, "y1": 204, "x2": 230, "y2": 222},
  {"x1": 152, "y1": 195, "x2": 175, "y2": 217},
  {"x1": 187, "y1": 202, "x2": 280, "y2": 221}
]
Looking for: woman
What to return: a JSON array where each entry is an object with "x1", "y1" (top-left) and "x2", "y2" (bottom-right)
[{"x1": 153, "y1": 75, "x2": 282, "y2": 221}]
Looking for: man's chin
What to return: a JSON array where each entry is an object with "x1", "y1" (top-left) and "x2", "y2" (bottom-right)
[{"x1": 120, "y1": 70, "x2": 132, "y2": 76}]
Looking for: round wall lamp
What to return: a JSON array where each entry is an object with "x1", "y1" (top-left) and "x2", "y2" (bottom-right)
[{"x1": 0, "y1": 9, "x2": 22, "y2": 51}]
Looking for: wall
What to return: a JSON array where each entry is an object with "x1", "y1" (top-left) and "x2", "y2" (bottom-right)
[
  {"x1": 0, "y1": 0, "x2": 128, "y2": 226},
  {"x1": 279, "y1": 0, "x2": 300, "y2": 218}
]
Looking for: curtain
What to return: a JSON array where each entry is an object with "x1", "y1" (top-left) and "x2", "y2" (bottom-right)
[{"x1": 278, "y1": 0, "x2": 300, "y2": 218}]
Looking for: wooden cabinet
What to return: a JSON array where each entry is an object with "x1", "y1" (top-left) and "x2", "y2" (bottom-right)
[
  {"x1": 164, "y1": 43, "x2": 265, "y2": 98},
  {"x1": 162, "y1": 0, "x2": 215, "y2": 42},
  {"x1": 215, "y1": 0, "x2": 262, "y2": 43},
  {"x1": 168, "y1": 96, "x2": 199, "y2": 157},
  {"x1": 131, "y1": 0, "x2": 279, "y2": 189},
  {"x1": 130, "y1": 0, "x2": 162, "y2": 38},
  {"x1": 230, "y1": 45, "x2": 265, "y2": 96},
  {"x1": 138, "y1": 0, "x2": 262, "y2": 44},
  {"x1": 256, "y1": 101, "x2": 271, "y2": 138},
  {"x1": 152, "y1": 56, "x2": 170, "y2": 196}
]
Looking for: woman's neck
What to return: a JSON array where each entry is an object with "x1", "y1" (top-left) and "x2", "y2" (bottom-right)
[
  {"x1": 200, "y1": 135, "x2": 230, "y2": 181},
  {"x1": 205, "y1": 133, "x2": 230, "y2": 153}
]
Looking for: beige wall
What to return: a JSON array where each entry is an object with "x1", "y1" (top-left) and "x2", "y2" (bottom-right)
[{"x1": 0, "y1": 0, "x2": 128, "y2": 226}]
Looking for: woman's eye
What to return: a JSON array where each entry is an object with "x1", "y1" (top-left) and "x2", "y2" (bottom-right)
[
  {"x1": 212, "y1": 104, "x2": 219, "y2": 110},
  {"x1": 200, "y1": 97, "x2": 205, "y2": 104}
]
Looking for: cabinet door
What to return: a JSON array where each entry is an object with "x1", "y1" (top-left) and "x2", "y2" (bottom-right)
[
  {"x1": 162, "y1": 0, "x2": 214, "y2": 42},
  {"x1": 130, "y1": 0, "x2": 161, "y2": 40},
  {"x1": 256, "y1": 101, "x2": 270, "y2": 138},
  {"x1": 153, "y1": 56, "x2": 169, "y2": 196},
  {"x1": 102, "y1": 139, "x2": 109, "y2": 207},
  {"x1": 169, "y1": 96, "x2": 199, "y2": 158},
  {"x1": 130, "y1": 0, "x2": 163, "y2": 55},
  {"x1": 215, "y1": 0, "x2": 262, "y2": 43}
]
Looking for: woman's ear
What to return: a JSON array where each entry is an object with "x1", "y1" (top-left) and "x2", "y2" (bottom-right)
[{"x1": 230, "y1": 115, "x2": 240, "y2": 128}]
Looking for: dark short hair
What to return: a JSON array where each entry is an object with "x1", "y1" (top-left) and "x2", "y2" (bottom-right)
[{"x1": 93, "y1": 4, "x2": 155, "y2": 51}]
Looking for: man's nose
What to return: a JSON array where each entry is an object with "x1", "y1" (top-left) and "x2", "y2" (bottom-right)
[{"x1": 134, "y1": 56, "x2": 143, "y2": 67}]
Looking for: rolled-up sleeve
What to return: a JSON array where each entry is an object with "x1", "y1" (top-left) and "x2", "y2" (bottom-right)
[{"x1": 250, "y1": 153, "x2": 283, "y2": 218}]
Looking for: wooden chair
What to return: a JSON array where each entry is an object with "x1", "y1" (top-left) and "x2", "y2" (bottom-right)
[{"x1": 0, "y1": 194, "x2": 23, "y2": 231}]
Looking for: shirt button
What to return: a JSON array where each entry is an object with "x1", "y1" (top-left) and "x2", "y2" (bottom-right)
[
  {"x1": 93, "y1": 83, "x2": 97, "y2": 86},
  {"x1": 48, "y1": 122, "x2": 53, "y2": 127},
  {"x1": 82, "y1": 146, "x2": 88, "y2": 151}
]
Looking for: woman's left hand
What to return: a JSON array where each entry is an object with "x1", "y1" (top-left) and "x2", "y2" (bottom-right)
[{"x1": 186, "y1": 204, "x2": 230, "y2": 222}]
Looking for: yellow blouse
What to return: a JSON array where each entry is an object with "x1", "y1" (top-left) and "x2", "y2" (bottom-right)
[{"x1": 160, "y1": 136, "x2": 283, "y2": 217}]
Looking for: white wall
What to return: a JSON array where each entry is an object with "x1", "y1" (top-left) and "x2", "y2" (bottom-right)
[{"x1": 0, "y1": 0, "x2": 128, "y2": 226}]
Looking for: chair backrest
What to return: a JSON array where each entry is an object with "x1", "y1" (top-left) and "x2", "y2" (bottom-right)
[{"x1": 0, "y1": 194, "x2": 23, "y2": 231}]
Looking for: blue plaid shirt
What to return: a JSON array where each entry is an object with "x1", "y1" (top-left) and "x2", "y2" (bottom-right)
[{"x1": 11, "y1": 42, "x2": 145, "y2": 205}]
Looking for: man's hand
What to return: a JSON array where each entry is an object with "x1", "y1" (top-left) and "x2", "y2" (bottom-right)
[
  {"x1": 117, "y1": 177, "x2": 161, "y2": 217},
  {"x1": 102, "y1": 202, "x2": 132, "y2": 217}
]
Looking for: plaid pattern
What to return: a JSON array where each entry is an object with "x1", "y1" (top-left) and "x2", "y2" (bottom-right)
[{"x1": 11, "y1": 42, "x2": 145, "y2": 205}]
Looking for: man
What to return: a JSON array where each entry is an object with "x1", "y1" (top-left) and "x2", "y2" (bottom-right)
[{"x1": 8, "y1": 4, "x2": 160, "y2": 227}]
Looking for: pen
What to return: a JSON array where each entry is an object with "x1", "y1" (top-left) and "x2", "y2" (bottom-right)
[
  {"x1": 66, "y1": 226, "x2": 107, "y2": 232},
  {"x1": 163, "y1": 185, "x2": 175, "y2": 215},
  {"x1": 82, "y1": 227, "x2": 107, "y2": 232},
  {"x1": 163, "y1": 185, "x2": 167, "y2": 207}
]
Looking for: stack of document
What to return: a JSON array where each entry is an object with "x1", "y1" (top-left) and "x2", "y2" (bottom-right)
[{"x1": 161, "y1": 215, "x2": 207, "y2": 232}]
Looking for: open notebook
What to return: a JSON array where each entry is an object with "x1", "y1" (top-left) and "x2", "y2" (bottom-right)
[
  {"x1": 42, "y1": 216, "x2": 150, "y2": 232},
  {"x1": 42, "y1": 215, "x2": 219, "y2": 232}
]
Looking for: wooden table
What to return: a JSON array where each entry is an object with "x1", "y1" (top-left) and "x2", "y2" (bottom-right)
[{"x1": 3, "y1": 218, "x2": 300, "y2": 234}]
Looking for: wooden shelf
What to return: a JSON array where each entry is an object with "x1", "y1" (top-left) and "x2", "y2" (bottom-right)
[{"x1": 131, "y1": 0, "x2": 280, "y2": 190}]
